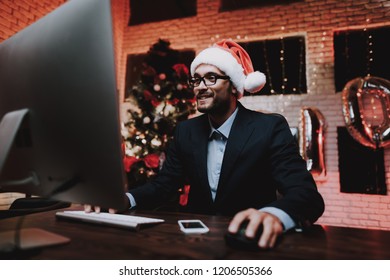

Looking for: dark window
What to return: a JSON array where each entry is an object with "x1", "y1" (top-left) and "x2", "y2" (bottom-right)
[
  {"x1": 334, "y1": 26, "x2": 390, "y2": 92},
  {"x1": 125, "y1": 53, "x2": 147, "y2": 97},
  {"x1": 337, "y1": 127, "x2": 386, "y2": 195},
  {"x1": 129, "y1": 0, "x2": 196, "y2": 25},
  {"x1": 240, "y1": 36, "x2": 307, "y2": 95},
  {"x1": 220, "y1": 0, "x2": 303, "y2": 12},
  {"x1": 125, "y1": 50, "x2": 195, "y2": 99}
]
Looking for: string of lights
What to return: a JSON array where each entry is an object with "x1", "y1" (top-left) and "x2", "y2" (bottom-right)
[
  {"x1": 211, "y1": 32, "x2": 306, "y2": 97},
  {"x1": 280, "y1": 27, "x2": 286, "y2": 95},
  {"x1": 344, "y1": 29, "x2": 350, "y2": 81},
  {"x1": 262, "y1": 40, "x2": 275, "y2": 94},
  {"x1": 297, "y1": 37, "x2": 304, "y2": 94},
  {"x1": 364, "y1": 18, "x2": 373, "y2": 77}
]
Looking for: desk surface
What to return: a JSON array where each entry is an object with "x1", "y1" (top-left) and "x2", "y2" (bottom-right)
[{"x1": 1, "y1": 205, "x2": 390, "y2": 260}]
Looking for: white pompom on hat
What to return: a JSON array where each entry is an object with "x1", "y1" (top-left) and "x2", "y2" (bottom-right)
[{"x1": 190, "y1": 39, "x2": 266, "y2": 99}]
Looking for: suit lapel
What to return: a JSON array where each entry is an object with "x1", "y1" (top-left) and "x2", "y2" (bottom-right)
[
  {"x1": 215, "y1": 105, "x2": 254, "y2": 202},
  {"x1": 191, "y1": 115, "x2": 214, "y2": 199}
]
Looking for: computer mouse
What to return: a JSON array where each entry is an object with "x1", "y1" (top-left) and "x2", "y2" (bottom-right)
[{"x1": 224, "y1": 220, "x2": 263, "y2": 251}]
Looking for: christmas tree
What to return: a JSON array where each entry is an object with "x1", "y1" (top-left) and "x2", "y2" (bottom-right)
[{"x1": 121, "y1": 39, "x2": 196, "y2": 189}]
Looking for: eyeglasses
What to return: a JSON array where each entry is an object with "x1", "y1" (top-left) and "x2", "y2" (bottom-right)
[{"x1": 188, "y1": 74, "x2": 230, "y2": 87}]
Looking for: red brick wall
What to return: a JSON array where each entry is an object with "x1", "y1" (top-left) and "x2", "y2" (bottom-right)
[
  {"x1": 0, "y1": 0, "x2": 66, "y2": 41},
  {"x1": 110, "y1": 0, "x2": 128, "y2": 88},
  {"x1": 2, "y1": 0, "x2": 390, "y2": 231}
]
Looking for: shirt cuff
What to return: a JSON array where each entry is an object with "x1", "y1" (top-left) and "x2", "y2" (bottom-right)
[
  {"x1": 260, "y1": 207, "x2": 296, "y2": 232},
  {"x1": 126, "y1": 193, "x2": 137, "y2": 209}
]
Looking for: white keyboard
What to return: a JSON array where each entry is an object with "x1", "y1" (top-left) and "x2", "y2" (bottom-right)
[{"x1": 56, "y1": 210, "x2": 164, "y2": 231}]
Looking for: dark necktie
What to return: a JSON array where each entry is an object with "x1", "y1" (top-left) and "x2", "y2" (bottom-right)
[{"x1": 210, "y1": 130, "x2": 225, "y2": 141}]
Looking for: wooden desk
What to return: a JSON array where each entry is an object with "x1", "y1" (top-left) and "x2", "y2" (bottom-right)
[{"x1": 1, "y1": 205, "x2": 390, "y2": 259}]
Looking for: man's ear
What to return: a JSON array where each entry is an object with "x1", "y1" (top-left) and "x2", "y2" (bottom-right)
[{"x1": 231, "y1": 86, "x2": 238, "y2": 98}]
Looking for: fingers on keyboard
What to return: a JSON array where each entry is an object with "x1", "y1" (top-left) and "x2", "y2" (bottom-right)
[{"x1": 84, "y1": 205, "x2": 101, "y2": 213}]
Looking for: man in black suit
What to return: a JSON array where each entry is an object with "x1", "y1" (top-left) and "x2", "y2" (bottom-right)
[{"x1": 87, "y1": 39, "x2": 325, "y2": 249}]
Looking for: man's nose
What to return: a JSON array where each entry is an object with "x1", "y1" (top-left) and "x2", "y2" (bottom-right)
[{"x1": 197, "y1": 78, "x2": 208, "y2": 89}]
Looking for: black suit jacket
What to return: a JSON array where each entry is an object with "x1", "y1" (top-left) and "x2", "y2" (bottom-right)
[{"x1": 130, "y1": 103, "x2": 325, "y2": 226}]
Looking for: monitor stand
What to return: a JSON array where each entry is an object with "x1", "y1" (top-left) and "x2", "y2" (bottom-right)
[
  {"x1": 0, "y1": 108, "x2": 30, "y2": 177},
  {"x1": 0, "y1": 109, "x2": 71, "y2": 255},
  {"x1": 0, "y1": 228, "x2": 70, "y2": 253}
]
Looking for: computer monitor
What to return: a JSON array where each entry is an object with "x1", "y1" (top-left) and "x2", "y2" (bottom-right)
[{"x1": 0, "y1": 0, "x2": 127, "y2": 211}]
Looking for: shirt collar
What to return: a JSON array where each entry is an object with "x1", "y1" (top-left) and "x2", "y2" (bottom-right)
[{"x1": 208, "y1": 107, "x2": 239, "y2": 139}]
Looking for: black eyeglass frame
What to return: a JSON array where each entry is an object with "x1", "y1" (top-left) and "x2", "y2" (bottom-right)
[{"x1": 188, "y1": 74, "x2": 230, "y2": 87}]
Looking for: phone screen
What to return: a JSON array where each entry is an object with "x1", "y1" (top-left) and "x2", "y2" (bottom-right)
[
  {"x1": 178, "y1": 220, "x2": 209, "y2": 233},
  {"x1": 181, "y1": 221, "x2": 204, "y2": 229}
]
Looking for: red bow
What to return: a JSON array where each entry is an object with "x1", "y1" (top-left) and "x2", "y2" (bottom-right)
[{"x1": 123, "y1": 153, "x2": 160, "y2": 172}]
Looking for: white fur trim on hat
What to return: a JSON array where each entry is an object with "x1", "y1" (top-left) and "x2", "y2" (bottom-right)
[
  {"x1": 245, "y1": 71, "x2": 266, "y2": 93},
  {"x1": 190, "y1": 46, "x2": 266, "y2": 98}
]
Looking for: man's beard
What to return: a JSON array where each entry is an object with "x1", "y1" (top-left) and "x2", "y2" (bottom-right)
[{"x1": 197, "y1": 96, "x2": 231, "y2": 115}]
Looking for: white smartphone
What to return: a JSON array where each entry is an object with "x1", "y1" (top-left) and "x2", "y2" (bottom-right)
[{"x1": 178, "y1": 219, "x2": 209, "y2": 234}]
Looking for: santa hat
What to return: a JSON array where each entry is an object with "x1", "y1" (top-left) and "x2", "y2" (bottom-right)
[{"x1": 190, "y1": 39, "x2": 266, "y2": 99}]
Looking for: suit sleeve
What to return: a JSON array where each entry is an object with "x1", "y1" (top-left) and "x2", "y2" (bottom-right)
[
  {"x1": 128, "y1": 123, "x2": 186, "y2": 209},
  {"x1": 265, "y1": 114, "x2": 325, "y2": 226}
]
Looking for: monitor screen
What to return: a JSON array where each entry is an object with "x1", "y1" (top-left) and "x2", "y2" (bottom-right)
[{"x1": 0, "y1": 0, "x2": 127, "y2": 210}]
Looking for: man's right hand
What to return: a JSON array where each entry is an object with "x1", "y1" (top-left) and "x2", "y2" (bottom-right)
[
  {"x1": 84, "y1": 193, "x2": 131, "y2": 213},
  {"x1": 83, "y1": 204, "x2": 117, "y2": 214},
  {"x1": 228, "y1": 208, "x2": 283, "y2": 249}
]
